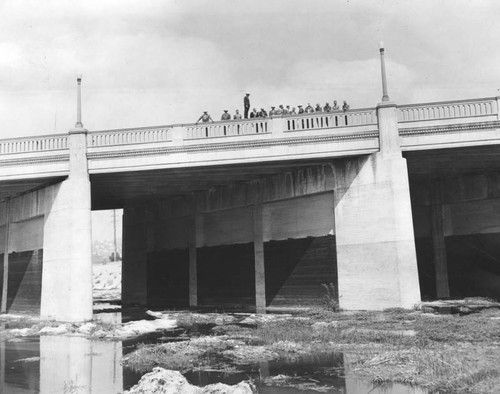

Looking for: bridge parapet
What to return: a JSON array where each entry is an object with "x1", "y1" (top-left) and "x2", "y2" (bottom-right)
[
  {"x1": 284, "y1": 108, "x2": 377, "y2": 132},
  {"x1": 88, "y1": 126, "x2": 170, "y2": 147},
  {"x1": 0, "y1": 134, "x2": 68, "y2": 154},
  {"x1": 185, "y1": 118, "x2": 269, "y2": 139},
  {"x1": 398, "y1": 97, "x2": 498, "y2": 125}
]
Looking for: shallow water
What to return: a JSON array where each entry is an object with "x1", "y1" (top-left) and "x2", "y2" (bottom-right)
[{"x1": 0, "y1": 313, "x2": 427, "y2": 394}]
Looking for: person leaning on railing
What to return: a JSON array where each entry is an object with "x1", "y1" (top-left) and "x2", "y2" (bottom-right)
[
  {"x1": 342, "y1": 101, "x2": 350, "y2": 112},
  {"x1": 196, "y1": 111, "x2": 213, "y2": 123}
]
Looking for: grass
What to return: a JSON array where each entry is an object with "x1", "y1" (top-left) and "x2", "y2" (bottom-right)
[
  {"x1": 123, "y1": 306, "x2": 500, "y2": 393},
  {"x1": 252, "y1": 308, "x2": 500, "y2": 393},
  {"x1": 321, "y1": 283, "x2": 340, "y2": 312}
]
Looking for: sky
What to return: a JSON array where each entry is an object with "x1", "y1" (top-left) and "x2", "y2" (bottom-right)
[{"x1": 0, "y1": 0, "x2": 499, "y2": 139}]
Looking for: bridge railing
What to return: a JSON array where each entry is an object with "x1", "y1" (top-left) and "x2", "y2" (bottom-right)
[
  {"x1": 284, "y1": 108, "x2": 377, "y2": 131},
  {"x1": 0, "y1": 134, "x2": 68, "y2": 154},
  {"x1": 88, "y1": 127, "x2": 170, "y2": 147},
  {"x1": 398, "y1": 97, "x2": 498, "y2": 123},
  {"x1": 184, "y1": 118, "x2": 269, "y2": 139}
]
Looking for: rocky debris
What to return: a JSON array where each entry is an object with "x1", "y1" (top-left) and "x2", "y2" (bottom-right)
[
  {"x1": 125, "y1": 368, "x2": 255, "y2": 394},
  {"x1": 422, "y1": 298, "x2": 500, "y2": 315}
]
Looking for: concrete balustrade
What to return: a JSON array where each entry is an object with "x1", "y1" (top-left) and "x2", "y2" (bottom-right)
[
  {"x1": 185, "y1": 118, "x2": 270, "y2": 139},
  {"x1": 284, "y1": 109, "x2": 377, "y2": 132},
  {"x1": 0, "y1": 135, "x2": 68, "y2": 154},
  {"x1": 398, "y1": 97, "x2": 497, "y2": 122},
  {"x1": 88, "y1": 127, "x2": 170, "y2": 147},
  {"x1": 0, "y1": 97, "x2": 496, "y2": 158}
]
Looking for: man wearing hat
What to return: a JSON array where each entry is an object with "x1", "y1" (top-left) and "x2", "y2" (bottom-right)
[
  {"x1": 196, "y1": 111, "x2": 213, "y2": 123},
  {"x1": 244, "y1": 93, "x2": 250, "y2": 119},
  {"x1": 221, "y1": 110, "x2": 231, "y2": 121},
  {"x1": 298, "y1": 105, "x2": 304, "y2": 114}
]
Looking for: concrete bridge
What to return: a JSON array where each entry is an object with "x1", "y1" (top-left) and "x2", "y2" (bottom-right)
[{"x1": 1, "y1": 92, "x2": 500, "y2": 321}]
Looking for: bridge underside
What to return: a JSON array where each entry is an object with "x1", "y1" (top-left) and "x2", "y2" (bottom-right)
[
  {"x1": 2, "y1": 146, "x2": 500, "y2": 316},
  {"x1": 405, "y1": 145, "x2": 500, "y2": 300},
  {"x1": 102, "y1": 146, "x2": 500, "y2": 311}
]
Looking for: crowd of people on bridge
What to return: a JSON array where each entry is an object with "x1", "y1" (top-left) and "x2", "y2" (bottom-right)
[{"x1": 196, "y1": 93, "x2": 350, "y2": 123}]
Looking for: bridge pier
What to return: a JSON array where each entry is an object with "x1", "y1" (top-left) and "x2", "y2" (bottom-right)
[
  {"x1": 333, "y1": 101, "x2": 421, "y2": 309},
  {"x1": 122, "y1": 206, "x2": 148, "y2": 308},
  {"x1": 41, "y1": 129, "x2": 93, "y2": 322},
  {"x1": 334, "y1": 154, "x2": 421, "y2": 309},
  {"x1": 430, "y1": 182, "x2": 450, "y2": 298}
]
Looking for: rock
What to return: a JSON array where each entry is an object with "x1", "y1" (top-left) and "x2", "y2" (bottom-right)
[
  {"x1": 126, "y1": 367, "x2": 255, "y2": 394},
  {"x1": 125, "y1": 368, "x2": 197, "y2": 394}
]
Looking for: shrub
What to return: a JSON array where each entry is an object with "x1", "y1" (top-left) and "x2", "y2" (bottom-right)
[{"x1": 322, "y1": 283, "x2": 340, "y2": 312}]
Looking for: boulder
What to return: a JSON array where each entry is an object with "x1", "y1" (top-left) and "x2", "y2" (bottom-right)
[{"x1": 126, "y1": 368, "x2": 255, "y2": 394}]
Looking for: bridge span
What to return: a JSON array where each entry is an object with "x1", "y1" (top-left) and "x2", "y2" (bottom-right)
[{"x1": 1, "y1": 96, "x2": 500, "y2": 321}]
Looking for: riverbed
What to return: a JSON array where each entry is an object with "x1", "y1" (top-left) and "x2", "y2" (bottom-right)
[{"x1": 1, "y1": 309, "x2": 429, "y2": 393}]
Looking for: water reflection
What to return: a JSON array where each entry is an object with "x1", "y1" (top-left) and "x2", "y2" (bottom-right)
[
  {"x1": 39, "y1": 336, "x2": 122, "y2": 394},
  {"x1": 1, "y1": 335, "x2": 122, "y2": 394}
]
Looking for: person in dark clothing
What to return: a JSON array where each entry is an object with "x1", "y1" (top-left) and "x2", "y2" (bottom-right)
[
  {"x1": 297, "y1": 105, "x2": 304, "y2": 114},
  {"x1": 315, "y1": 104, "x2": 322, "y2": 112},
  {"x1": 324, "y1": 102, "x2": 332, "y2": 112},
  {"x1": 196, "y1": 111, "x2": 213, "y2": 123},
  {"x1": 244, "y1": 93, "x2": 250, "y2": 118},
  {"x1": 249, "y1": 108, "x2": 258, "y2": 118},
  {"x1": 221, "y1": 110, "x2": 231, "y2": 120},
  {"x1": 342, "y1": 101, "x2": 350, "y2": 112}
]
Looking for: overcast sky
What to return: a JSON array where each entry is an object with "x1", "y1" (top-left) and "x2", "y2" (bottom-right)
[{"x1": 0, "y1": 0, "x2": 499, "y2": 139}]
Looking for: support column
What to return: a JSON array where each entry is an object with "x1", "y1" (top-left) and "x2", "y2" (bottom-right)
[
  {"x1": 430, "y1": 182, "x2": 450, "y2": 298},
  {"x1": 0, "y1": 323, "x2": 4, "y2": 390},
  {"x1": 0, "y1": 200, "x2": 9, "y2": 313},
  {"x1": 333, "y1": 102, "x2": 421, "y2": 310},
  {"x1": 41, "y1": 128, "x2": 93, "y2": 321},
  {"x1": 122, "y1": 207, "x2": 148, "y2": 308},
  {"x1": 188, "y1": 213, "x2": 199, "y2": 308},
  {"x1": 253, "y1": 203, "x2": 266, "y2": 313}
]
